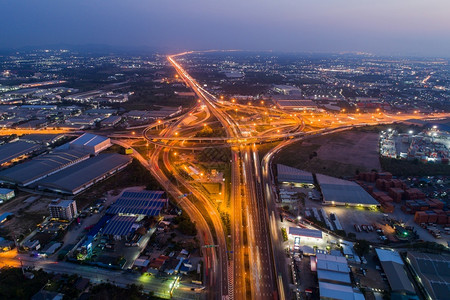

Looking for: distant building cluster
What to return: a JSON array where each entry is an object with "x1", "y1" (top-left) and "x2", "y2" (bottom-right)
[{"x1": 380, "y1": 126, "x2": 449, "y2": 164}]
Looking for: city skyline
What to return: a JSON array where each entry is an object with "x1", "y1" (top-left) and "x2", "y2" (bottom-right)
[{"x1": 1, "y1": 0, "x2": 450, "y2": 57}]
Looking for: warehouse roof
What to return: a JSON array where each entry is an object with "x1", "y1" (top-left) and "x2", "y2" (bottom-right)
[
  {"x1": 276, "y1": 99, "x2": 317, "y2": 108},
  {"x1": 0, "y1": 149, "x2": 90, "y2": 186},
  {"x1": 376, "y1": 248, "x2": 415, "y2": 294},
  {"x1": 102, "y1": 215, "x2": 136, "y2": 236},
  {"x1": 407, "y1": 252, "x2": 450, "y2": 300},
  {"x1": 37, "y1": 153, "x2": 132, "y2": 194},
  {"x1": 106, "y1": 191, "x2": 167, "y2": 216},
  {"x1": 70, "y1": 133, "x2": 109, "y2": 147},
  {"x1": 317, "y1": 269, "x2": 351, "y2": 284},
  {"x1": 319, "y1": 282, "x2": 365, "y2": 300},
  {"x1": 0, "y1": 141, "x2": 42, "y2": 165},
  {"x1": 316, "y1": 253, "x2": 350, "y2": 273},
  {"x1": 20, "y1": 134, "x2": 64, "y2": 145},
  {"x1": 375, "y1": 248, "x2": 404, "y2": 265},
  {"x1": 316, "y1": 174, "x2": 379, "y2": 205},
  {"x1": 288, "y1": 227, "x2": 323, "y2": 239},
  {"x1": 277, "y1": 164, "x2": 314, "y2": 184}
]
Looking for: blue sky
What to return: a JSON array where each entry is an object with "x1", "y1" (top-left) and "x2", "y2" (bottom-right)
[{"x1": 1, "y1": 0, "x2": 449, "y2": 56}]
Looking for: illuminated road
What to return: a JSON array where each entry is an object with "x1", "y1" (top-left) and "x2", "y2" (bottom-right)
[
  {"x1": 167, "y1": 53, "x2": 280, "y2": 299},
  {"x1": 112, "y1": 138, "x2": 219, "y2": 299},
  {"x1": 137, "y1": 51, "x2": 450, "y2": 300}
]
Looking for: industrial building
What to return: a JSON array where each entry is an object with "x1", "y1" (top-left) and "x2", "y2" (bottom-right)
[
  {"x1": 316, "y1": 174, "x2": 379, "y2": 207},
  {"x1": 106, "y1": 190, "x2": 167, "y2": 218},
  {"x1": 69, "y1": 133, "x2": 111, "y2": 155},
  {"x1": 102, "y1": 215, "x2": 137, "y2": 240},
  {"x1": 0, "y1": 188, "x2": 15, "y2": 203},
  {"x1": 100, "y1": 115, "x2": 122, "y2": 127},
  {"x1": 288, "y1": 227, "x2": 323, "y2": 251},
  {"x1": 274, "y1": 98, "x2": 318, "y2": 111},
  {"x1": 375, "y1": 248, "x2": 415, "y2": 295},
  {"x1": 0, "y1": 149, "x2": 90, "y2": 186},
  {"x1": 49, "y1": 199, "x2": 77, "y2": 221},
  {"x1": 311, "y1": 253, "x2": 364, "y2": 300},
  {"x1": 406, "y1": 251, "x2": 450, "y2": 300},
  {"x1": 0, "y1": 140, "x2": 42, "y2": 167},
  {"x1": 277, "y1": 164, "x2": 314, "y2": 187},
  {"x1": 19, "y1": 134, "x2": 65, "y2": 146},
  {"x1": 36, "y1": 153, "x2": 132, "y2": 195}
]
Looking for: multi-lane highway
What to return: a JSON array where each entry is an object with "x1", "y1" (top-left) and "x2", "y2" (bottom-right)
[
  {"x1": 139, "y1": 52, "x2": 450, "y2": 300},
  {"x1": 166, "y1": 53, "x2": 281, "y2": 299}
]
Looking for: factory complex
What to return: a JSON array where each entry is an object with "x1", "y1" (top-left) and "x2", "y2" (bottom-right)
[{"x1": 0, "y1": 133, "x2": 131, "y2": 195}]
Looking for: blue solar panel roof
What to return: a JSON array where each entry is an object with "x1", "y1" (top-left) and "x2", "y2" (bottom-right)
[
  {"x1": 102, "y1": 215, "x2": 136, "y2": 236},
  {"x1": 106, "y1": 191, "x2": 167, "y2": 216}
]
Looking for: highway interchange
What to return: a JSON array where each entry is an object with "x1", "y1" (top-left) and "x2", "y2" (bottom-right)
[
  {"x1": 139, "y1": 51, "x2": 449, "y2": 300},
  {"x1": 2, "y1": 50, "x2": 449, "y2": 300}
]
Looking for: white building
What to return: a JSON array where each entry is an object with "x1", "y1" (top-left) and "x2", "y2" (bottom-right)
[
  {"x1": 48, "y1": 199, "x2": 77, "y2": 221},
  {"x1": 0, "y1": 188, "x2": 15, "y2": 203},
  {"x1": 69, "y1": 133, "x2": 111, "y2": 155}
]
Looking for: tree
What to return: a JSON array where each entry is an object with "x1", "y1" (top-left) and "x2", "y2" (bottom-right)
[{"x1": 354, "y1": 239, "x2": 370, "y2": 257}]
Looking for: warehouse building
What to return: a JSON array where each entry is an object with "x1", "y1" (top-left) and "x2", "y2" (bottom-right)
[
  {"x1": 36, "y1": 153, "x2": 132, "y2": 195},
  {"x1": 311, "y1": 254, "x2": 365, "y2": 300},
  {"x1": 316, "y1": 174, "x2": 379, "y2": 208},
  {"x1": 406, "y1": 251, "x2": 450, "y2": 300},
  {"x1": 277, "y1": 164, "x2": 314, "y2": 187},
  {"x1": 69, "y1": 133, "x2": 111, "y2": 155},
  {"x1": 102, "y1": 215, "x2": 137, "y2": 240},
  {"x1": 275, "y1": 99, "x2": 318, "y2": 111},
  {"x1": 100, "y1": 115, "x2": 122, "y2": 127},
  {"x1": 0, "y1": 140, "x2": 42, "y2": 167},
  {"x1": 49, "y1": 199, "x2": 77, "y2": 221},
  {"x1": 0, "y1": 149, "x2": 90, "y2": 186},
  {"x1": 288, "y1": 227, "x2": 323, "y2": 251},
  {"x1": 20, "y1": 134, "x2": 65, "y2": 146},
  {"x1": 375, "y1": 248, "x2": 415, "y2": 295},
  {"x1": 106, "y1": 190, "x2": 167, "y2": 220}
]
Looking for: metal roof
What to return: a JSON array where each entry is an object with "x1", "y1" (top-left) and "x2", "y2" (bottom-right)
[
  {"x1": 0, "y1": 141, "x2": 41, "y2": 165},
  {"x1": 317, "y1": 269, "x2": 351, "y2": 284},
  {"x1": 276, "y1": 99, "x2": 317, "y2": 107},
  {"x1": 37, "y1": 153, "x2": 132, "y2": 194},
  {"x1": 407, "y1": 252, "x2": 450, "y2": 300},
  {"x1": 277, "y1": 164, "x2": 314, "y2": 184},
  {"x1": 69, "y1": 133, "x2": 108, "y2": 147},
  {"x1": 381, "y1": 262, "x2": 415, "y2": 294},
  {"x1": 316, "y1": 254, "x2": 350, "y2": 273},
  {"x1": 319, "y1": 282, "x2": 364, "y2": 300},
  {"x1": 375, "y1": 248, "x2": 404, "y2": 265},
  {"x1": 0, "y1": 149, "x2": 90, "y2": 185},
  {"x1": 288, "y1": 227, "x2": 323, "y2": 239},
  {"x1": 376, "y1": 249, "x2": 415, "y2": 294},
  {"x1": 102, "y1": 215, "x2": 136, "y2": 236},
  {"x1": 316, "y1": 173, "x2": 379, "y2": 205},
  {"x1": 106, "y1": 191, "x2": 167, "y2": 216}
]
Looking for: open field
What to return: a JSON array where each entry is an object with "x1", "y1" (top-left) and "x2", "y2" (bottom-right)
[
  {"x1": 275, "y1": 130, "x2": 381, "y2": 178},
  {"x1": 0, "y1": 193, "x2": 53, "y2": 239}
]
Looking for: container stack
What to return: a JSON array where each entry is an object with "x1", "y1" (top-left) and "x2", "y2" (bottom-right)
[
  {"x1": 388, "y1": 188, "x2": 404, "y2": 203},
  {"x1": 414, "y1": 211, "x2": 428, "y2": 224}
]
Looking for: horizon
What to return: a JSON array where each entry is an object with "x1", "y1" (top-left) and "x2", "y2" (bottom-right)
[
  {"x1": 1, "y1": 0, "x2": 450, "y2": 58},
  {"x1": 1, "y1": 46, "x2": 450, "y2": 60}
]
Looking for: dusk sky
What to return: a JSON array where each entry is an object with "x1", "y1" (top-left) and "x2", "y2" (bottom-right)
[{"x1": 1, "y1": 0, "x2": 450, "y2": 57}]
